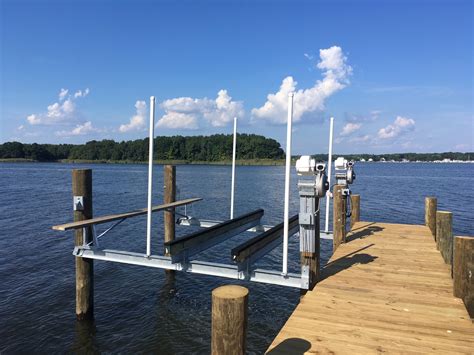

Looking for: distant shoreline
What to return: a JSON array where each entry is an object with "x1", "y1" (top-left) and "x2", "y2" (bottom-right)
[
  {"x1": 1, "y1": 158, "x2": 472, "y2": 165},
  {"x1": 0, "y1": 158, "x2": 286, "y2": 166}
]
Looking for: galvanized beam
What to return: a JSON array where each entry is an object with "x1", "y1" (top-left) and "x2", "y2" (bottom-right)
[
  {"x1": 165, "y1": 209, "x2": 264, "y2": 262},
  {"x1": 74, "y1": 247, "x2": 308, "y2": 289},
  {"x1": 231, "y1": 214, "x2": 299, "y2": 264}
]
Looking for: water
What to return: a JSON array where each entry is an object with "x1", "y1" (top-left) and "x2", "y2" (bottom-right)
[{"x1": 0, "y1": 162, "x2": 472, "y2": 353}]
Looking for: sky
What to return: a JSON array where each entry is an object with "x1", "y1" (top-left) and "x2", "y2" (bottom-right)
[{"x1": 1, "y1": 0, "x2": 473, "y2": 154}]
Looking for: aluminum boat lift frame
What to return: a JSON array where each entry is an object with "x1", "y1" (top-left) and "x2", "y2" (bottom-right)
[
  {"x1": 53, "y1": 95, "x2": 336, "y2": 290},
  {"x1": 56, "y1": 204, "x2": 310, "y2": 289}
]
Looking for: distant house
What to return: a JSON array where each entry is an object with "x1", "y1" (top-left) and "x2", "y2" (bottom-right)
[
  {"x1": 380, "y1": 157, "x2": 386, "y2": 162},
  {"x1": 360, "y1": 158, "x2": 366, "y2": 162},
  {"x1": 368, "y1": 158, "x2": 373, "y2": 162}
]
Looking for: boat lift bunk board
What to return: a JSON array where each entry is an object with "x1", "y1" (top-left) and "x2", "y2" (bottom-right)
[{"x1": 52, "y1": 95, "x2": 336, "y2": 290}]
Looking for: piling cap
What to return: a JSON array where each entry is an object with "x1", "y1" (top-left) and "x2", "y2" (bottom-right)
[{"x1": 212, "y1": 285, "x2": 248, "y2": 299}]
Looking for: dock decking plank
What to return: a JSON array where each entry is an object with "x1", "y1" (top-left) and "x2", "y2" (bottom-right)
[{"x1": 267, "y1": 221, "x2": 474, "y2": 354}]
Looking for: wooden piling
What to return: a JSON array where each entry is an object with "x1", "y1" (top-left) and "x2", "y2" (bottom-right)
[
  {"x1": 211, "y1": 285, "x2": 248, "y2": 355},
  {"x1": 436, "y1": 211, "x2": 453, "y2": 265},
  {"x1": 164, "y1": 165, "x2": 176, "y2": 251},
  {"x1": 425, "y1": 196, "x2": 437, "y2": 239},
  {"x1": 72, "y1": 169, "x2": 93, "y2": 320},
  {"x1": 453, "y1": 236, "x2": 474, "y2": 319},
  {"x1": 350, "y1": 194, "x2": 360, "y2": 229},
  {"x1": 333, "y1": 184, "x2": 346, "y2": 252}
]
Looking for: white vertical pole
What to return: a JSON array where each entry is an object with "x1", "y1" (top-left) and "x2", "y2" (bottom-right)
[
  {"x1": 324, "y1": 116, "x2": 334, "y2": 233},
  {"x1": 282, "y1": 93, "x2": 294, "y2": 276},
  {"x1": 146, "y1": 96, "x2": 155, "y2": 257},
  {"x1": 230, "y1": 117, "x2": 237, "y2": 219}
]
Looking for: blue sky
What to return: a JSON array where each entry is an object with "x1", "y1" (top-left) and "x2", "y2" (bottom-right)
[{"x1": 1, "y1": 0, "x2": 472, "y2": 154}]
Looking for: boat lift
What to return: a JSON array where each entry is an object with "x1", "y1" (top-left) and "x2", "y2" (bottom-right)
[{"x1": 53, "y1": 95, "x2": 337, "y2": 290}]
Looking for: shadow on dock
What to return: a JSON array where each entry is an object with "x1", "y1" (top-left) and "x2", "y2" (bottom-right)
[
  {"x1": 346, "y1": 223, "x2": 384, "y2": 242},
  {"x1": 266, "y1": 337, "x2": 311, "y2": 355},
  {"x1": 321, "y1": 244, "x2": 377, "y2": 280}
]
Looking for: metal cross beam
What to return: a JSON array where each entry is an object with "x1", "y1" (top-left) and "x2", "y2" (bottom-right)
[{"x1": 74, "y1": 247, "x2": 308, "y2": 289}]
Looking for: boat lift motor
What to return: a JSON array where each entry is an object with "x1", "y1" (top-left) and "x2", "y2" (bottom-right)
[
  {"x1": 295, "y1": 156, "x2": 329, "y2": 285},
  {"x1": 334, "y1": 157, "x2": 356, "y2": 217}
]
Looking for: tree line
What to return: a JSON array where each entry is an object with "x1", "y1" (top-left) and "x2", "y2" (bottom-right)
[
  {"x1": 0, "y1": 135, "x2": 471, "y2": 162},
  {"x1": 0, "y1": 134, "x2": 285, "y2": 162}
]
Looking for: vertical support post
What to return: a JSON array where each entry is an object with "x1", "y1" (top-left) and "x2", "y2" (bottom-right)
[
  {"x1": 350, "y1": 194, "x2": 360, "y2": 229},
  {"x1": 211, "y1": 285, "x2": 248, "y2": 355},
  {"x1": 436, "y1": 211, "x2": 453, "y2": 265},
  {"x1": 146, "y1": 96, "x2": 155, "y2": 257},
  {"x1": 164, "y1": 165, "x2": 176, "y2": 249},
  {"x1": 72, "y1": 169, "x2": 93, "y2": 320},
  {"x1": 333, "y1": 184, "x2": 345, "y2": 252},
  {"x1": 298, "y1": 181, "x2": 321, "y2": 290},
  {"x1": 230, "y1": 117, "x2": 237, "y2": 219},
  {"x1": 282, "y1": 92, "x2": 294, "y2": 275},
  {"x1": 425, "y1": 196, "x2": 437, "y2": 239},
  {"x1": 453, "y1": 236, "x2": 474, "y2": 319},
  {"x1": 324, "y1": 116, "x2": 334, "y2": 233}
]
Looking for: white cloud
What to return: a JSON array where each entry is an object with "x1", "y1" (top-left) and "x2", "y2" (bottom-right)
[
  {"x1": 119, "y1": 100, "x2": 147, "y2": 133},
  {"x1": 17, "y1": 125, "x2": 25, "y2": 131},
  {"x1": 74, "y1": 88, "x2": 90, "y2": 98},
  {"x1": 377, "y1": 116, "x2": 415, "y2": 139},
  {"x1": 26, "y1": 88, "x2": 89, "y2": 125},
  {"x1": 340, "y1": 122, "x2": 361, "y2": 136},
  {"x1": 55, "y1": 121, "x2": 98, "y2": 137},
  {"x1": 252, "y1": 46, "x2": 352, "y2": 124},
  {"x1": 59, "y1": 88, "x2": 69, "y2": 100},
  {"x1": 157, "y1": 112, "x2": 199, "y2": 129},
  {"x1": 119, "y1": 100, "x2": 148, "y2": 133},
  {"x1": 157, "y1": 89, "x2": 244, "y2": 129}
]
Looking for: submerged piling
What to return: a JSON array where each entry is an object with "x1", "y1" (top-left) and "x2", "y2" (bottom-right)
[
  {"x1": 211, "y1": 285, "x2": 248, "y2": 355},
  {"x1": 72, "y1": 169, "x2": 94, "y2": 320}
]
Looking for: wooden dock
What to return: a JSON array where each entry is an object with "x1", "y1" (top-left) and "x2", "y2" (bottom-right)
[{"x1": 267, "y1": 221, "x2": 474, "y2": 354}]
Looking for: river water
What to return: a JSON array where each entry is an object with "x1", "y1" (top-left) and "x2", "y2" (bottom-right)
[{"x1": 0, "y1": 162, "x2": 472, "y2": 353}]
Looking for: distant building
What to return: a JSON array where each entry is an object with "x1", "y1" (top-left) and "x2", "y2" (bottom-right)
[
  {"x1": 380, "y1": 157, "x2": 386, "y2": 162},
  {"x1": 368, "y1": 158, "x2": 373, "y2": 162},
  {"x1": 360, "y1": 158, "x2": 366, "y2": 162}
]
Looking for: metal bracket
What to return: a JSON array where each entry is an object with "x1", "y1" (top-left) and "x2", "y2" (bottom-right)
[
  {"x1": 73, "y1": 196, "x2": 84, "y2": 211},
  {"x1": 342, "y1": 188, "x2": 351, "y2": 196}
]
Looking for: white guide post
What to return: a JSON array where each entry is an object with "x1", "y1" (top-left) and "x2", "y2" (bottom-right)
[
  {"x1": 230, "y1": 117, "x2": 237, "y2": 219},
  {"x1": 282, "y1": 93, "x2": 294, "y2": 276},
  {"x1": 324, "y1": 116, "x2": 334, "y2": 233},
  {"x1": 146, "y1": 96, "x2": 155, "y2": 257}
]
